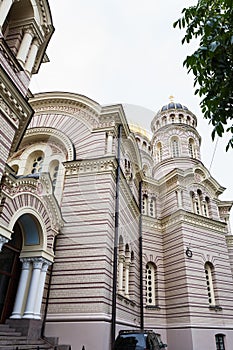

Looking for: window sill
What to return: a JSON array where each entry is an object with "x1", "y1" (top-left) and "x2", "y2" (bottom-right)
[
  {"x1": 146, "y1": 305, "x2": 160, "y2": 310},
  {"x1": 209, "y1": 305, "x2": 222, "y2": 312},
  {"x1": 117, "y1": 293, "x2": 135, "y2": 307}
]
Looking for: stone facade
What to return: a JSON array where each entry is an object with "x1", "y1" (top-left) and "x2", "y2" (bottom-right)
[{"x1": 0, "y1": 2, "x2": 233, "y2": 350}]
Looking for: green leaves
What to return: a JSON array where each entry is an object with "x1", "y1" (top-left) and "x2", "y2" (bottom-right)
[{"x1": 174, "y1": 0, "x2": 233, "y2": 150}]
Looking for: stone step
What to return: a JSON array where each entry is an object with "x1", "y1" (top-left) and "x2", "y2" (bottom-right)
[
  {"x1": 0, "y1": 325, "x2": 17, "y2": 332},
  {"x1": 0, "y1": 338, "x2": 48, "y2": 345},
  {"x1": 0, "y1": 345, "x2": 53, "y2": 349}
]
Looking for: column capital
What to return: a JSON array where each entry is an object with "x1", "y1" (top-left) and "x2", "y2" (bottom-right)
[
  {"x1": 23, "y1": 26, "x2": 34, "y2": 36},
  {"x1": 31, "y1": 257, "x2": 43, "y2": 269},
  {"x1": 20, "y1": 258, "x2": 31, "y2": 269},
  {"x1": 32, "y1": 39, "x2": 40, "y2": 47}
]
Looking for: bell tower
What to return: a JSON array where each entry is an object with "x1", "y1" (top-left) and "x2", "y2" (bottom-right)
[
  {"x1": 0, "y1": 0, "x2": 54, "y2": 182},
  {"x1": 151, "y1": 101, "x2": 201, "y2": 179}
]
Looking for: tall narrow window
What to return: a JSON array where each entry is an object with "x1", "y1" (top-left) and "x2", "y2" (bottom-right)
[
  {"x1": 142, "y1": 194, "x2": 148, "y2": 215},
  {"x1": 188, "y1": 138, "x2": 195, "y2": 158},
  {"x1": 124, "y1": 244, "x2": 131, "y2": 298},
  {"x1": 146, "y1": 262, "x2": 157, "y2": 306},
  {"x1": 157, "y1": 142, "x2": 162, "y2": 162},
  {"x1": 215, "y1": 334, "x2": 225, "y2": 350},
  {"x1": 31, "y1": 155, "x2": 43, "y2": 174},
  {"x1": 205, "y1": 262, "x2": 216, "y2": 306},
  {"x1": 202, "y1": 196, "x2": 210, "y2": 217},
  {"x1": 171, "y1": 137, "x2": 180, "y2": 157},
  {"x1": 149, "y1": 197, "x2": 156, "y2": 218}
]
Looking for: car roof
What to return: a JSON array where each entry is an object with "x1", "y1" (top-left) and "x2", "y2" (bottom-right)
[{"x1": 119, "y1": 330, "x2": 154, "y2": 335}]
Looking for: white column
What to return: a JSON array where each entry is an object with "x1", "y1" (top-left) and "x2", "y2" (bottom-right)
[
  {"x1": 118, "y1": 255, "x2": 124, "y2": 294},
  {"x1": 25, "y1": 39, "x2": 39, "y2": 74},
  {"x1": 0, "y1": 236, "x2": 8, "y2": 251},
  {"x1": 34, "y1": 260, "x2": 51, "y2": 319},
  {"x1": 23, "y1": 258, "x2": 43, "y2": 319},
  {"x1": 0, "y1": 0, "x2": 13, "y2": 31},
  {"x1": 10, "y1": 258, "x2": 31, "y2": 319},
  {"x1": 16, "y1": 28, "x2": 34, "y2": 64},
  {"x1": 106, "y1": 132, "x2": 114, "y2": 154},
  {"x1": 176, "y1": 190, "x2": 183, "y2": 209}
]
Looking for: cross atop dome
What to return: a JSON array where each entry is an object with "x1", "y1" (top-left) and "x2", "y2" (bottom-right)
[{"x1": 169, "y1": 95, "x2": 175, "y2": 102}]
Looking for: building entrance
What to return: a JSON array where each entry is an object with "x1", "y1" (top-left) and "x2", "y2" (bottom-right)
[{"x1": 0, "y1": 223, "x2": 22, "y2": 323}]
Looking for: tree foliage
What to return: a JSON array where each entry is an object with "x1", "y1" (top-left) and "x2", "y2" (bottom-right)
[{"x1": 174, "y1": 0, "x2": 233, "y2": 150}]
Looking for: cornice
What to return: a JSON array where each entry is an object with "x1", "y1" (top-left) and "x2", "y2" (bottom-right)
[
  {"x1": 64, "y1": 156, "x2": 118, "y2": 175},
  {"x1": 161, "y1": 209, "x2": 227, "y2": 233},
  {"x1": 142, "y1": 215, "x2": 162, "y2": 230}
]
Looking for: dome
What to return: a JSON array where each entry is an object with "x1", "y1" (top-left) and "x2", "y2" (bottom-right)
[{"x1": 160, "y1": 102, "x2": 189, "y2": 112}]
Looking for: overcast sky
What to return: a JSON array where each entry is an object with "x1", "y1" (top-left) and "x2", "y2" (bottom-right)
[{"x1": 31, "y1": 0, "x2": 233, "y2": 228}]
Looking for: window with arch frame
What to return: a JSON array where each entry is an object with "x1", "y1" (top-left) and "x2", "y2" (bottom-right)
[
  {"x1": 188, "y1": 138, "x2": 195, "y2": 158},
  {"x1": 146, "y1": 262, "x2": 157, "y2": 306},
  {"x1": 204, "y1": 262, "x2": 216, "y2": 306},
  {"x1": 142, "y1": 194, "x2": 148, "y2": 215},
  {"x1": 27, "y1": 150, "x2": 44, "y2": 175},
  {"x1": 171, "y1": 137, "x2": 180, "y2": 157}
]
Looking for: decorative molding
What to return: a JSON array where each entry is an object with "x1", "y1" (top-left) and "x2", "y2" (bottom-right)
[
  {"x1": 0, "y1": 97, "x2": 19, "y2": 126},
  {"x1": 64, "y1": 156, "x2": 117, "y2": 175},
  {"x1": 1, "y1": 172, "x2": 64, "y2": 238},
  {"x1": 24, "y1": 127, "x2": 74, "y2": 161},
  {"x1": 31, "y1": 99, "x2": 100, "y2": 130},
  {"x1": 161, "y1": 209, "x2": 227, "y2": 233}
]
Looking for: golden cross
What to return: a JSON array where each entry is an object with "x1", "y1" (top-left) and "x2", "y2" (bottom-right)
[{"x1": 169, "y1": 95, "x2": 174, "y2": 102}]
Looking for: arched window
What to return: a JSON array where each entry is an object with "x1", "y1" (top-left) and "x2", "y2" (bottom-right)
[
  {"x1": 203, "y1": 196, "x2": 210, "y2": 217},
  {"x1": 191, "y1": 190, "x2": 202, "y2": 215},
  {"x1": 171, "y1": 137, "x2": 180, "y2": 157},
  {"x1": 170, "y1": 114, "x2": 175, "y2": 123},
  {"x1": 162, "y1": 116, "x2": 167, "y2": 125},
  {"x1": 25, "y1": 151, "x2": 44, "y2": 175},
  {"x1": 142, "y1": 194, "x2": 148, "y2": 215},
  {"x1": 205, "y1": 262, "x2": 216, "y2": 306},
  {"x1": 215, "y1": 334, "x2": 225, "y2": 350},
  {"x1": 188, "y1": 138, "x2": 195, "y2": 158},
  {"x1": 146, "y1": 262, "x2": 157, "y2": 306},
  {"x1": 156, "y1": 142, "x2": 162, "y2": 162},
  {"x1": 142, "y1": 141, "x2": 147, "y2": 150},
  {"x1": 179, "y1": 114, "x2": 183, "y2": 123},
  {"x1": 124, "y1": 244, "x2": 131, "y2": 298}
]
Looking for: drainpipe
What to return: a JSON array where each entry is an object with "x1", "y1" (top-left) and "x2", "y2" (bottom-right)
[
  {"x1": 111, "y1": 124, "x2": 122, "y2": 349},
  {"x1": 41, "y1": 235, "x2": 57, "y2": 338},
  {"x1": 139, "y1": 181, "x2": 144, "y2": 330}
]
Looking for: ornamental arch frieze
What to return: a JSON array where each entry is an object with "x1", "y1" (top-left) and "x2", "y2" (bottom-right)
[{"x1": 0, "y1": 173, "x2": 64, "y2": 260}]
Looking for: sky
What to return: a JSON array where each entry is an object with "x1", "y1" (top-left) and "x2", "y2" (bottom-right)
[{"x1": 31, "y1": 0, "x2": 233, "y2": 228}]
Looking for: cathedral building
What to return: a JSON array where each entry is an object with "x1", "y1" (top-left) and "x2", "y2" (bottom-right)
[{"x1": 0, "y1": 1, "x2": 232, "y2": 350}]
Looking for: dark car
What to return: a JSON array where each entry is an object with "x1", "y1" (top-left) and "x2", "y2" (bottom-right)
[{"x1": 113, "y1": 330, "x2": 167, "y2": 350}]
